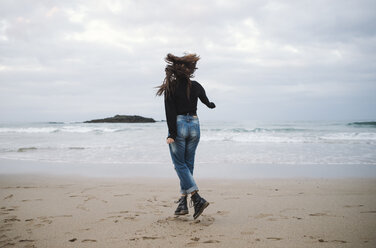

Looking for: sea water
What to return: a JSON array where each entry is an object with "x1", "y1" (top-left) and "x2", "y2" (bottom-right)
[{"x1": 1, "y1": 120, "x2": 375, "y2": 168}]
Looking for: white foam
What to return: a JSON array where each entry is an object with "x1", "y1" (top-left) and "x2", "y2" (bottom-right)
[
  {"x1": 320, "y1": 132, "x2": 376, "y2": 141},
  {"x1": 0, "y1": 121, "x2": 375, "y2": 165},
  {"x1": 0, "y1": 127, "x2": 58, "y2": 133}
]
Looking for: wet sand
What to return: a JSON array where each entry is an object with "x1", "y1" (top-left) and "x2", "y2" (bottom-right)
[{"x1": 0, "y1": 174, "x2": 375, "y2": 247}]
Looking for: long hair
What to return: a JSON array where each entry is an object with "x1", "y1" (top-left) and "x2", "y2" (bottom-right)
[{"x1": 156, "y1": 53, "x2": 200, "y2": 98}]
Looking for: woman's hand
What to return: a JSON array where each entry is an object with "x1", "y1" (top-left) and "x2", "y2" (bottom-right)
[
  {"x1": 166, "y1": 138, "x2": 175, "y2": 144},
  {"x1": 208, "y1": 102, "x2": 216, "y2": 109}
]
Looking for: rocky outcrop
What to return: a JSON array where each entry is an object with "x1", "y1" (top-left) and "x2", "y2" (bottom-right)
[
  {"x1": 348, "y1": 121, "x2": 376, "y2": 126},
  {"x1": 84, "y1": 115, "x2": 156, "y2": 123}
]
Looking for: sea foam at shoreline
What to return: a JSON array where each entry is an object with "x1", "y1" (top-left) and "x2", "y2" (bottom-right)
[{"x1": 0, "y1": 120, "x2": 375, "y2": 166}]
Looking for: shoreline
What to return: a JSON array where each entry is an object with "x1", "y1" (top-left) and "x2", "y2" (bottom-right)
[
  {"x1": 1, "y1": 158, "x2": 376, "y2": 179},
  {"x1": 1, "y1": 174, "x2": 375, "y2": 247}
]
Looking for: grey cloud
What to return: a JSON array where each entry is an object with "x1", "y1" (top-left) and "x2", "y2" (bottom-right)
[{"x1": 0, "y1": 0, "x2": 375, "y2": 122}]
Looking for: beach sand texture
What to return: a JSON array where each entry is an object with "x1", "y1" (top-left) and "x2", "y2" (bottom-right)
[{"x1": 1, "y1": 175, "x2": 375, "y2": 248}]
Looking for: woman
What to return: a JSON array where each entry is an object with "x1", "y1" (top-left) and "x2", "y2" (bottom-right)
[{"x1": 156, "y1": 53, "x2": 216, "y2": 219}]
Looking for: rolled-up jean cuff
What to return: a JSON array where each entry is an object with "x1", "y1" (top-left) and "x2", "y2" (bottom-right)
[{"x1": 181, "y1": 185, "x2": 198, "y2": 195}]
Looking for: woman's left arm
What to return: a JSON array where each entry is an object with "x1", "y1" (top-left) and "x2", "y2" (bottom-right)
[
  {"x1": 198, "y1": 83, "x2": 216, "y2": 109},
  {"x1": 164, "y1": 94, "x2": 178, "y2": 141}
]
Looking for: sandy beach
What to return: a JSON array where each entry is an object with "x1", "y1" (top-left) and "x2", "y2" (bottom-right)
[{"x1": 0, "y1": 174, "x2": 375, "y2": 248}]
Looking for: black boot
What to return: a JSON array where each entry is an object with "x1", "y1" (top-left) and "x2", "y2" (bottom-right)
[
  {"x1": 190, "y1": 192, "x2": 209, "y2": 219},
  {"x1": 174, "y1": 195, "x2": 188, "y2": 215}
]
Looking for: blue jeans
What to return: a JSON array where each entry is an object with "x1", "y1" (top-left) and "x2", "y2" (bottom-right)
[{"x1": 169, "y1": 115, "x2": 200, "y2": 195}]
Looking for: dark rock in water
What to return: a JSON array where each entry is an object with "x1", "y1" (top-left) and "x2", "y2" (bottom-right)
[
  {"x1": 18, "y1": 147, "x2": 37, "y2": 152},
  {"x1": 48, "y1": 122, "x2": 64, "y2": 124},
  {"x1": 84, "y1": 115, "x2": 156, "y2": 123},
  {"x1": 348, "y1": 121, "x2": 376, "y2": 127}
]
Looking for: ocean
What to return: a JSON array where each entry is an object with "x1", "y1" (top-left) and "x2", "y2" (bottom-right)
[{"x1": 1, "y1": 120, "x2": 375, "y2": 169}]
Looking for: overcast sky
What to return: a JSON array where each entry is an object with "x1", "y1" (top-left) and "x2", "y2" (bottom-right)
[{"x1": 0, "y1": 0, "x2": 375, "y2": 122}]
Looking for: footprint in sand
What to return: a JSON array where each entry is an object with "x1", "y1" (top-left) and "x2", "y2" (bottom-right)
[
  {"x1": 309, "y1": 213, "x2": 329, "y2": 216},
  {"x1": 100, "y1": 213, "x2": 138, "y2": 223},
  {"x1": 123, "y1": 216, "x2": 137, "y2": 221},
  {"x1": 80, "y1": 187, "x2": 97, "y2": 194},
  {"x1": 331, "y1": 240, "x2": 347, "y2": 243},
  {"x1": 344, "y1": 204, "x2": 364, "y2": 208},
  {"x1": 18, "y1": 239, "x2": 34, "y2": 243},
  {"x1": 254, "y1": 213, "x2": 273, "y2": 219},
  {"x1": 37, "y1": 216, "x2": 53, "y2": 224},
  {"x1": 84, "y1": 196, "x2": 96, "y2": 202},
  {"x1": 318, "y1": 239, "x2": 347, "y2": 243},
  {"x1": 202, "y1": 240, "x2": 220, "y2": 243},
  {"x1": 78, "y1": 228, "x2": 90, "y2": 232},
  {"x1": 25, "y1": 214, "x2": 71, "y2": 228},
  {"x1": 53, "y1": 214, "x2": 72, "y2": 218},
  {"x1": 128, "y1": 236, "x2": 163, "y2": 241},
  {"x1": 273, "y1": 215, "x2": 288, "y2": 221},
  {"x1": 160, "y1": 216, "x2": 190, "y2": 223},
  {"x1": 186, "y1": 241, "x2": 199, "y2": 245},
  {"x1": 82, "y1": 195, "x2": 108, "y2": 204},
  {"x1": 3, "y1": 216, "x2": 21, "y2": 223},
  {"x1": 21, "y1": 198, "x2": 43, "y2": 202},
  {"x1": 81, "y1": 239, "x2": 97, "y2": 242},
  {"x1": 142, "y1": 236, "x2": 163, "y2": 240},
  {"x1": 0, "y1": 206, "x2": 19, "y2": 216},
  {"x1": 158, "y1": 215, "x2": 215, "y2": 226},
  {"x1": 41, "y1": 219, "x2": 52, "y2": 224},
  {"x1": 267, "y1": 237, "x2": 283, "y2": 241},
  {"x1": 69, "y1": 195, "x2": 81, "y2": 198},
  {"x1": 113, "y1": 193, "x2": 131, "y2": 197},
  {"x1": 76, "y1": 204, "x2": 89, "y2": 211},
  {"x1": 0, "y1": 234, "x2": 11, "y2": 244},
  {"x1": 107, "y1": 210, "x2": 129, "y2": 214},
  {"x1": 267, "y1": 217, "x2": 279, "y2": 221},
  {"x1": 292, "y1": 216, "x2": 303, "y2": 220},
  {"x1": 190, "y1": 216, "x2": 215, "y2": 226},
  {"x1": 3, "y1": 194, "x2": 13, "y2": 200},
  {"x1": 1, "y1": 222, "x2": 13, "y2": 228},
  {"x1": 280, "y1": 208, "x2": 304, "y2": 213},
  {"x1": 0, "y1": 239, "x2": 16, "y2": 247},
  {"x1": 216, "y1": 210, "x2": 229, "y2": 216},
  {"x1": 107, "y1": 215, "x2": 123, "y2": 219}
]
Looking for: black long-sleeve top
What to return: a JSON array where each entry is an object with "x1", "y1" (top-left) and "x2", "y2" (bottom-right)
[{"x1": 164, "y1": 79, "x2": 215, "y2": 140}]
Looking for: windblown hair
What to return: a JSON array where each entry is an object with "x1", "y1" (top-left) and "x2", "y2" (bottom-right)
[{"x1": 156, "y1": 53, "x2": 200, "y2": 98}]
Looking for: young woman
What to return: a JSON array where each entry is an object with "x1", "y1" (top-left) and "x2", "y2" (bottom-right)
[{"x1": 156, "y1": 53, "x2": 216, "y2": 219}]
